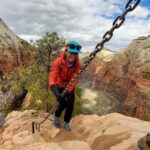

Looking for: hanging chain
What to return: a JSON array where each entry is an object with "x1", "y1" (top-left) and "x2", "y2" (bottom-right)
[
  {"x1": 32, "y1": 0, "x2": 141, "y2": 134},
  {"x1": 61, "y1": 0, "x2": 141, "y2": 96}
]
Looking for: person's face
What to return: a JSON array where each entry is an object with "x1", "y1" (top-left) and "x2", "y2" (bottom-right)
[{"x1": 66, "y1": 51, "x2": 78, "y2": 63}]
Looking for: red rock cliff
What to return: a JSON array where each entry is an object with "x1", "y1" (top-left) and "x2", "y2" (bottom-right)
[
  {"x1": 0, "y1": 18, "x2": 32, "y2": 76},
  {"x1": 81, "y1": 36, "x2": 150, "y2": 119}
]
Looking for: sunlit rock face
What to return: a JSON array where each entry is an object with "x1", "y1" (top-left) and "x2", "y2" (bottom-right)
[
  {"x1": 80, "y1": 35, "x2": 150, "y2": 119},
  {"x1": 0, "y1": 18, "x2": 31, "y2": 74},
  {"x1": 0, "y1": 110, "x2": 150, "y2": 150},
  {"x1": 0, "y1": 19, "x2": 34, "y2": 111}
]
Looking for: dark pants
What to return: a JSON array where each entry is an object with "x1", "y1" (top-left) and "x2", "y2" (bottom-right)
[{"x1": 55, "y1": 87, "x2": 75, "y2": 123}]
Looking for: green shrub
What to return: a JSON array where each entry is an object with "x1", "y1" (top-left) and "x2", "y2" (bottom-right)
[
  {"x1": 142, "y1": 95, "x2": 150, "y2": 101},
  {"x1": 142, "y1": 71, "x2": 150, "y2": 80},
  {"x1": 10, "y1": 61, "x2": 85, "y2": 113},
  {"x1": 10, "y1": 62, "x2": 51, "y2": 109},
  {"x1": 73, "y1": 87, "x2": 84, "y2": 116},
  {"x1": 144, "y1": 109, "x2": 150, "y2": 121},
  {"x1": 0, "y1": 105, "x2": 12, "y2": 115},
  {"x1": 27, "y1": 91, "x2": 56, "y2": 111}
]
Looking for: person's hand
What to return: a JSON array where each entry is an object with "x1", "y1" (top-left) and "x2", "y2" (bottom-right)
[
  {"x1": 60, "y1": 89, "x2": 69, "y2": 97},
  {"x1": 50, "y1": 85, "x2": 60, "y2": 97},
  {"x1": 50, "y1": 85, "x2": 66, "y2": 103}
]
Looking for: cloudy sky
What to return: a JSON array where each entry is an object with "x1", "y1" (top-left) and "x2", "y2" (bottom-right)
[{"x1": 0, "y1": 0, "x2": 150, "y2": 51}]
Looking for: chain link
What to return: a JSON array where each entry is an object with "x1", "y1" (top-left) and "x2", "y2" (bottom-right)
[
  {"x1": 61, "y1": 0, "x2": 141, "y2": 96},
  {"x1": 125, "y1": 0, "x2": 141, "y2": 11},
  {"x1": 32, "y1": 0, "x2": 141, "y2": 134}
]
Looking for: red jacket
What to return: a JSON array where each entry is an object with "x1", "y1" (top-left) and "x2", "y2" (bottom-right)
[{"x1": 48, "y1": 50, "x2": 81, "y2": 93}]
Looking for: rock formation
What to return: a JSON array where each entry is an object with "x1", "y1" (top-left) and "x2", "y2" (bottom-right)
[
  {"x1": 0, "y1": 19, "x2": 35, "y2": 111},
  {"x1": 0, "y1": 110, "x2": 150, "y2": 150},
  {"x1": 0, "y1": 18, "x2": 31, "y2": 75},
  {"x1": 80, "y1": 35, "x2": 150, "y2": 119}
]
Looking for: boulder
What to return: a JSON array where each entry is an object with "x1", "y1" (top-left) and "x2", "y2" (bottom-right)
[{"x1": 1, "y1": 110, "x2": 150, "y2": 150}]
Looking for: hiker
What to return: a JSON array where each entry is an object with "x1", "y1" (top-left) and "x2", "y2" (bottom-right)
[{"x1": 48, "y1": 41, "x2": 81, "y2": 131}]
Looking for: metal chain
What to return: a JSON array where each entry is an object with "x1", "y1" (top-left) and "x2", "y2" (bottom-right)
[
  {"x1": 61, "y1": 0, "x2": 141, "y2": 96},
  {"x1": 32, "y1": 0, "x2": 141, "y2": 134}
]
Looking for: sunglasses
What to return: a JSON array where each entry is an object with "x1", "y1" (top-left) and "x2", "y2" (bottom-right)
[{"x1": 69, "y1": 44, "x2": 82, "y2": 50}]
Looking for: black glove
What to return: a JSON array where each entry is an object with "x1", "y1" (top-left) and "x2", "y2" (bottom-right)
[
  {"x1": 60, "y1": 89, "x2": 69, "y2": 97},
  {"x1": 50, "y1": 85, "x2": 60, "y2": 97},
  {"x1": 50, "y1": 85, "x2": 65, "y2": 103}
]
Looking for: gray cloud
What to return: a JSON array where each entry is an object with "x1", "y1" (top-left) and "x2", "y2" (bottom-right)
[{"x1": 0, "y1": 0, "x2": 150, "y2": 51}]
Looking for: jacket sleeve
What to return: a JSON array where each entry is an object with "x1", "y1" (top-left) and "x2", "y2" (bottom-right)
[
  {"x1": 48, "y1": 58, "x2": 61, "y2": 87},
  {"x1": 68, "y1": 63, "x2": 81, "y2": 93}
]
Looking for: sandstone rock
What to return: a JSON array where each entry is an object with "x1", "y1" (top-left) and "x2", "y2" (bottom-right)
[
  {"x1": 59, "y1": 141, "x2": 91, "y2": 150},
  {"x1": 23, "y1": 141, "x2": 91, "y2": 150},
  {"x1": 13, "y1": 130, "x2": 45, "y2": 144},
  {"x1": 81, "y1": 35, "x2": 150, "y2": 119},
  {"x1": 2, "y1": 126, "x2": 14, "y2": 141},
  {"x1": 0, "y1": 19, "x2": 35, "y2": 111},
  {"x1": 40, "y1": 123, "x2": 60, "y2": 139},
  {"x1": 24, "y1": 142, "x2": 61, "y2": 150},
  {"x1": 21, "y1": 93, "x2": 32, "y2": 110},
  {"x1": 14, "y1": 125, "x2": 20, "y2": 130},
  {"x1": 80, "y1": 48, "x2": 114, "y2": 62},
  {"x1": 0, "y1": 18, "x2": 31, "y2": 74},
  {"x1": 0, "y1": 110, "x2": 150, "y2": 150}
]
